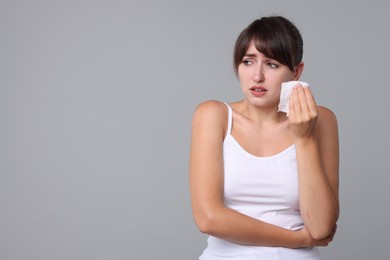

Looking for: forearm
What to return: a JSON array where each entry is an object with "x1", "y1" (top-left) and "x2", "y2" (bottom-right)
[
  {"x1": 195, "y1": 205, "x2": 303, "y2": 248},
  {"x1": 295, "y1": 137, "x2": 339, "y2": 239}
]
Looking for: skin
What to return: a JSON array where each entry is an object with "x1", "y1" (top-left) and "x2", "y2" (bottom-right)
[{"x1": 189, "y1": 41, "x2": 339, "y2": 248}]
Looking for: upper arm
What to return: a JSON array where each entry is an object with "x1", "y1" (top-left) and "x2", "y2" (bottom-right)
[
  {"x1": 316, "y1": 106, "x2": 340, "y2": 209},
  {"x1": 189, "y1": 100, "x2": 227, "y2": 227}
]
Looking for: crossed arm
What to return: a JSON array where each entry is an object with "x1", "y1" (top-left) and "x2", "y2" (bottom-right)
[{"x1": 189, "y1": 90, "x2": 339, "y2": 248}]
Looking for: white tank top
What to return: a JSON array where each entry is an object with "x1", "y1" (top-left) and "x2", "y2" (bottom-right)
[{"x1": 199, "y1": 103, "x2": 320, "y2": 260}]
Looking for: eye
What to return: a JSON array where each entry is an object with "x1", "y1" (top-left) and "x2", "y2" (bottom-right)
[
  {"x1": 266, "y1": 61, "x2": 279, "y2": 68},
  {"x1": 242, "y1": 59, "x2": 254, "y2": 65}
]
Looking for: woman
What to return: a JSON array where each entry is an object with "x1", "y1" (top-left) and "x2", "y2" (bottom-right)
[{"x1": 189, "y1": 16, "x2": 339, "y2": 259}]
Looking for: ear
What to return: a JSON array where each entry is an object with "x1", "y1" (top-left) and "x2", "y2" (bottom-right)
[{"x1": 291, "y1": 62, "x2": 304, "y2": 80}]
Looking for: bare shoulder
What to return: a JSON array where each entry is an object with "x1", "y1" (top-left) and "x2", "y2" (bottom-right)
[
  {"x1": 192, "y1": 100, "x2": 228, "y2": 139},
  {"x1": 317, "y1": 106, "x2": 338, "y2": 127},
  {"x1": 192, "y1": 100, "x2": 228, "y2": 124},
  {"x1": 316, "y1": 106, "x2": 339, "y2": 140}
]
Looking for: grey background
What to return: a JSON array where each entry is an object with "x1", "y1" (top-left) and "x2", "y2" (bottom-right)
[{"x1": 1, "y1": 0, "x2": 389, "y2": 259}]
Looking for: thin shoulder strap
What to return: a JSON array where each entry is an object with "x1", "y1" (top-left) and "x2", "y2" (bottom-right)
[{"x1": 224, "y1": 102, "x2": 232, "y2": 135}]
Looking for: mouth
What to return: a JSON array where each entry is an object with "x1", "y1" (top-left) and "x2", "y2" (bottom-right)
[{"x1": 250, "y1": 86, "x2": 267, "y2": 92}]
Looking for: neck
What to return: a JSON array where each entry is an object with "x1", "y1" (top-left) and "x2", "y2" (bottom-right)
[{"x1": 238, "y1": 100, "x2": 287, "y2": 125}]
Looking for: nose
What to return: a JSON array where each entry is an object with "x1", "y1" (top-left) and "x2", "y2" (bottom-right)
[{"x1": 252, "y1": 64, "x2": 264, "y2": 83}]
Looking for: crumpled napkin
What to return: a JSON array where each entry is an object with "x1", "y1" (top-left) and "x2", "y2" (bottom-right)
[{"x1": 278, "y1": 81, "x2": 309, "y2": 116}]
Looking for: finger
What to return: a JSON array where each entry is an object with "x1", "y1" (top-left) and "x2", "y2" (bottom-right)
[
  {"x1": 297, "y1": 85, "x2": 310, "y2": 117},
  {"x1": 289, "y1": 87, "x2": 301, "y2": 121},
  {"x1": 304, "y1": 87, "x2": 318, "y2": 116}
]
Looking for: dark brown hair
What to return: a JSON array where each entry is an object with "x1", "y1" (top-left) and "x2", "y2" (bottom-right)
[{"x1": 233, "y1": 16, "x2": 303, "y2": 73}]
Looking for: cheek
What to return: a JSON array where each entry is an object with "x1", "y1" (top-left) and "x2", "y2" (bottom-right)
[
  {"x1": 272, "y1": 71, "x2": 294, "y2": 84},
  {"x1": 237, "y1": 67, "x2": 245, "y2": 79},
  {"x1": 237, "y1": 70, "x2": 250, "y2": 84},
  {"x1": 283, "y1": 70, "x2": 295, "y2": 81}
]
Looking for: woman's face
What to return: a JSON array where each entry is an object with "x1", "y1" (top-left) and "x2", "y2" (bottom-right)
[{"x1": 237, "y1": 41, "x2": 298, "y2": 108}]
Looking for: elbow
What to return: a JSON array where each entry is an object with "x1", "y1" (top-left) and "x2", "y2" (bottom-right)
[
  {"x1": 306, "y1": 210, "x2": 339, "y2": 240},
  {"x1": 193, "y1": 210, "x2": 218, "y2": 235},
  {"x1": 196, "y1": 219, "x2": 212, "y2": 234},
  {"x1": 308, "y1": 218, "x2": 338, "y2": 240},
  {"x1": 309, "y1": 226, "x2": 333, "y2": 240}
]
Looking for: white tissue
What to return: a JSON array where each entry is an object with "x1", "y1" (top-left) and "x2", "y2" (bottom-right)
[{"x1": 278, "y1": 81, "x2": 309, "y2": 116}]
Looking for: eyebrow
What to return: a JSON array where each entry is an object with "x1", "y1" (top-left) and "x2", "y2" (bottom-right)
[
  {"x1": 243, "y1": 53, "x2": 257, "y2": 58},
  {"x1": 244, "y1": 52, "x2": 276, "y2": 61}
]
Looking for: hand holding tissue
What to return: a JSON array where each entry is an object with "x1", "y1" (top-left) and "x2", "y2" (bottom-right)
[{"x1": 278, "y1": 81, "x2": 309, "y2": 116}]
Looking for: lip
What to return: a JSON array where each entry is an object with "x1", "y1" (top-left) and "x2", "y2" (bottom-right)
[{"x1": 250, "y1": 86, "x2": 267, "y2": 97}]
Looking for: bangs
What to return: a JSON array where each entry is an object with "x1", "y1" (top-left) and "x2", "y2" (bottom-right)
[{"x1": 251, "y1": 29, "x2": 293, "y2": 70}]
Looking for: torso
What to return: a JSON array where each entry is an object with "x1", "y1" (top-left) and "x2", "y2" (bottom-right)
[
  {"x1": 199, "y1": 101, "x2": 321, "y2": 259},
  {"x1": 228, "y1": 101, "x2": 295, "y2": 157}
]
